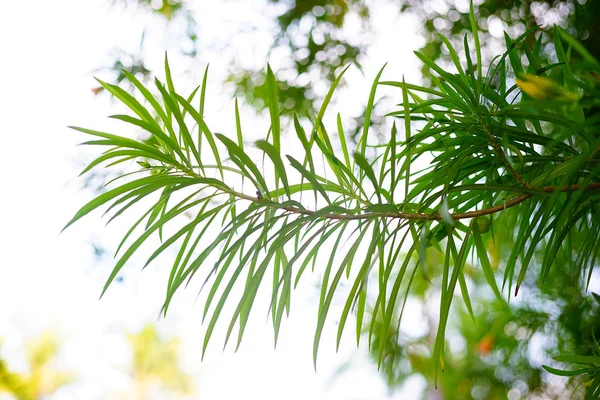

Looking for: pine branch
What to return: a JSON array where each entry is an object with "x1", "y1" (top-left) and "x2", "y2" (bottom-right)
[{"x1": 184, "y1": 177, "x2": 600, "y2": 222}]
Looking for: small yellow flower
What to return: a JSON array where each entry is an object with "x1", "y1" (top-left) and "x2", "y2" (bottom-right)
[{"x1": 515, "y1": 74, "x2": 579, "y2": 102}]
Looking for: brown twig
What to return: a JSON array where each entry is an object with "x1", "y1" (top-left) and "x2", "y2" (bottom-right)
[
  {"x1": 232, "y1": 182, "x2": 600, "y2": 222},
  {"x1": 481, "y1": 123, "x2": 534, "y2": 189}
]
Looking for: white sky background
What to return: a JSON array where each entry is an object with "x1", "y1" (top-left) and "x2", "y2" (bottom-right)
[{"x1": 0, "y1": 1, "x2": 426, "y2": 399}]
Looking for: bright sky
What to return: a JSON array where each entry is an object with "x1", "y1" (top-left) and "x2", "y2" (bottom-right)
[{"x1": 0, "y1": 1, "x2": 426, "y2": 398}]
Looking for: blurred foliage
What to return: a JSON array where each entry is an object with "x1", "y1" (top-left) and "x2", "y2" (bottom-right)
[
  {"x1": 0, "y1": 333, "x2": 75, "y2": 400},
  {"x1": 226, "y1": 0, "x2": 367, "y2": 117},
  {"x1": 0, "y1": 326, "x2": 193, "y2": 400},
  {"x1": 112, "y1": 0, "x2": 198, "y2": 52},
  {"x1": 543, "y1": 342, "x2": 600, "y2": 400},
  {"x1": 101, "y1": 0, "x2": 368, "y2": 117},
  {"x1": 94, "y1": 0, "x2": 197, "y2": 94},
  {"x1": 123, "y1": 323, "x2": 194, "y2": 399},
  {"x1": 406, "y1": 0, "x2": 600, "y2": 81},
  {"x1": 101, "y1": 0, "x2": 600, "y2": 118},
  {"x1": 367, "y1": 225, "x2": 600, "y2": 399},
  {"x1": 92, "y1": 48, "x2": 152, "y2": 96}
]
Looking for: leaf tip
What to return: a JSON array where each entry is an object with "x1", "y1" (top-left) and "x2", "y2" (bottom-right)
[{"x1": 60, "y1": 219, "x2": 75, "y2": 233}]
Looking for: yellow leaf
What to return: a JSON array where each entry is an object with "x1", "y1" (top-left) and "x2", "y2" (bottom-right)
[{"x1": 516, "y1": 74, "x2": 579, "y2": 102}]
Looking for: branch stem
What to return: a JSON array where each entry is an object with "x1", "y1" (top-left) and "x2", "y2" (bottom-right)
[
  {"x1": 482, "y1": 123, "x2": 534, "y2": 189},
  {"x1": 223, "y1": 182, "x2": 600, "y2": 222}
]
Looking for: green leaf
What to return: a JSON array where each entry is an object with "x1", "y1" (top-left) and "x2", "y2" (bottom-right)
[
  {"x1": 256, "y1": 140, "x2": 291, "y2": 198},
  {"x1": 94, "y1": 78, "x2": 155, "y2": 123},
  {"x1": 164, "y1": 52, "x2": 176, "y2": 95},
  {"x1": 121, "y1": 70, "x2": 178, "y2": 142},
  {"x1": 353, "y1": 152, "x2": 381, "y2": 202},
  {"x1": 556, "y1": 26, "x2": 599, "y2": 67},
  {"x1": 235, "y1": 98, "x2": 244, "y2": 151},
  {"x1": 336, "y1": 113, "x2": 351, "y2": 170},
  {"x1": 71, "y1": 126, "x2": 182, "y2": 168},
  {"x1": 401, "y1": 77, "x2": 412, "y2": 197},
  {"x1": 434, "y1": 223, "x2": 473, "y2": 385},
  {"x1": 358, "y1": 64, "x2": 386, "y2": 155},
  {"x1": 286, "y1": 155, "x2": 331, "y2": 204},
  {"x1": 315, "y1": 65, "x2": 351, "y2": 133},
  {"x1": 388, "y1": 121, "x2": 398, "y2": 195},
  {"x1": 542, "y1": 365, "x2": 595, "y2": 377},
  {"x1": 265, "y1": 65, "x2": 281, "y2": 152},
  {"x1": 78, "y1": 148, "x2": 149, "y2": 177},
  {"x1": 314, "y1": 222, "x2": 372, "y2": 368},
  {"x1": 554, "y1": 355, "x2": 600, "y2": 365},
  {"x1": 438, "y1": 33, "x2": 466, "y2": 79},
  {"x1": 472, "y1": 220, "x2": 504, "y2": 302},
  {"x1": 469, "y1": 0, "x2": 482, "y2": 80},
  {"x1": 199, "y1": 65, "x2": 209, "y2": 116},
  {"x1": 336, "y1": 223, "x2": 380, "y2": 349},
  {"x1": 155, "y1": 81, "x2": 203, "y2": 167},
  {"x1": 108, "y1": 114, "x2": 188, "y2": 164},
  {"x1": 144, "y1": 201, "x2": 221, "y2": 269},
  {"x1": 63, "y1": 175, "x2": 196, "y2": 232},
  {"x1": 102, "y1": 194, "x2": 215, "y2": 297},
  {"x1": 216, "y1": 133, "x2": 268, "y2": 194},
  {"x1": 175, "y1": 93, "x2": 224, "y2": 179},
  {"x1": 293, "y1": 115, "x2": 316, "y2": 178},
  {"x1": 377, "y1": 239, "x2": 416, "y2": 368}
]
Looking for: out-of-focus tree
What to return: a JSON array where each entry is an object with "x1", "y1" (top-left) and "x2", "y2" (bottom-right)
[
  {"x1": 225, "y1": 0, "x2": 368, "y2": 117},
  {"x1": 99, "y1": 0, "x2": 369, "y2": 117},
  {"x1": 92, "y1": 0, "x2": 600, "y2": 151},
  {"x1": 118, "y1": 323, "x2": 194, "y2": 400},
  {"x1": 0, "y1": 333, "x2": 75, "y2": 400},
  {"x1": 403, "y1": 0, "x2": 600, "y2": 81},
  {"x1": 99, "y1": 0, "x2": 600, "y2": 114}
]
